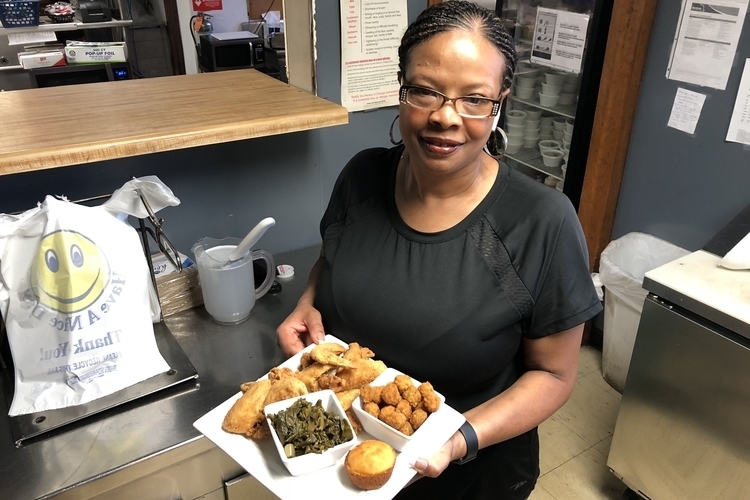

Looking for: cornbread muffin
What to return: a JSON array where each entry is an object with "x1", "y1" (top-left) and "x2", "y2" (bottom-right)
[{"x1": 344, "y1": 440, "x2": 397, "y2": 490}]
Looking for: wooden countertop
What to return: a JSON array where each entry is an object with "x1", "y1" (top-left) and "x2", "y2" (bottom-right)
[{"x1": 0, "y1": 69, "x2": 349, "y2": 176}]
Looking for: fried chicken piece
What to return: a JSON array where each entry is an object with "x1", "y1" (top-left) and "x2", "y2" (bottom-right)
[
  {"x1": 240, "y1": 380, "x2": 256, "y2": 393},
  {"x1": 346, "y1": 409, "x2": 364, "y2": 435},
  {"x1": 363, "y1": 401, "x2": 380, "y2": 418},
  {"x1": 251, "y1": 419, "x2": 271, "y2": 440},
  {"x1": 343, "y1": 342, "x2": 375, "y2": 361},
  {"x1": 381, "y1": 382, "x2": 402, "y2": 406},
  {"x1": 398, "y1": 421, "x2": 414, "y2": 436},
  {"x1": 222, "y1": 379, "x2": 272, "y2": 436},
  {"x1": 316, "y1": 373, "x2": 346, "y2": 392},
  {"x1": 299, "y1": 351, "x2": 314, "y2": 369},
  {"x1": 294, "y1": 362, "x2": 335, "y2": 392},
  {"x1": 410, "y1": 408, "x2": 428, "y2": 430},
  {"x1": 335, "y1": 389, "x2": 361, "y2": 411},
  {"x1": 394, "y1": 374, "x2": 414, "y2": 394},
  {"x1": 360, "y1": 384, "x2": 383, "y2": 405},
  {"x1": 379, "y1": 404, "x2": 407, "y2": 430},
  {"x1": 418, "y1": 381, "x2": 441, "y2": 413},
  {"x1": 336, "y1": 359, "x2": 387, "y2": 391},
  {"x1": 310, "y1": 343, "x2": 355, "y2": 368},
  {"x1": 268, "y1": 366, "x2": 295, "y2": 382},
  {"x1": 263, "y1": 376, "x2": 308, "y2": 407},
  {"x1": 402, "y1": 386, "x2": 422, "y2": 409},
  {"x1": 396, "y1": 399, "x2": 413, "y2": 419}
]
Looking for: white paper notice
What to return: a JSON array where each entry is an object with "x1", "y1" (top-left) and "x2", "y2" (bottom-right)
[
  {"x1": 667, "y1": 0, "x2": 749, "y2": 90},
  {"x1": 530, "y1": 8, "x2": 590, "y2": 73},
  {"x1": 7, "y1": 31, "x2": 58, "y2": 46},
  {"x1": 340, "y1": 0, "x2": 408, "y2": 112},
  {"x1": 668, "y1": 88, "x2": 707, "y2": 134},
  {"x1": 726, "y1": 59, "x2": 750, "y2": 144}
]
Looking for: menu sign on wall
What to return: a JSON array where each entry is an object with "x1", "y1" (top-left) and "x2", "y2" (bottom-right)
[
  {"x1": 340, "y1": 0, "x2": 408, "y2": 112},
  {"x1": 530, "y1": 7, "x2": 590, "y2": 74}
]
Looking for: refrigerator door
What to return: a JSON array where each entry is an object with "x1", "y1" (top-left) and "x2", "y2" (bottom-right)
[
  {"x1": 608, "y1": 294, "x2": 750, "y2": 499},
  {"x1": 496, "y1": 0, "x2": 611, "y2": 208}
]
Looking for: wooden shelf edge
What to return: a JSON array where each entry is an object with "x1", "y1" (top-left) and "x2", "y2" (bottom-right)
[{"x1": 0, "y1": 112, "x2": 348, "y2": 176}]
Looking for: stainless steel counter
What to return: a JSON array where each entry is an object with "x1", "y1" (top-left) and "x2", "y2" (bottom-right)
[{"x1": 0, "y1": 246, "x2": 320, "y2": 500}]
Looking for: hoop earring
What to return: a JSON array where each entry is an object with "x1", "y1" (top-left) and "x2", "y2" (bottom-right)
[
  {"x1": 483, "y1": 127, "x2": 508, "y2": 158},
  {"x1": 389, "y1": 115, "x2": 403, "y2": 145}
]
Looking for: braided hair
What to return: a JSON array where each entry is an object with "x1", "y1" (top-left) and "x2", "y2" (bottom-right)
[{"x1": 398, "y1": 1, "x2": 517, "y2": 156}]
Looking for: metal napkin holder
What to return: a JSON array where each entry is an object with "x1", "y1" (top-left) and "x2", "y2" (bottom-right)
[{"x1": 0, "y1": 188, "x2": 198, "y2": 447}]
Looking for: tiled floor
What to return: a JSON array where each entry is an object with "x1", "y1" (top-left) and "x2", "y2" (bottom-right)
[{"x1": 529, "y1": 345, "x2": 628, "y2": 500}]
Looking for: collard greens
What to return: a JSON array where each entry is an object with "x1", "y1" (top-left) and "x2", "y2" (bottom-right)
[{"x1": 269, "y1": 399, "x2": 353, "y2": 457}]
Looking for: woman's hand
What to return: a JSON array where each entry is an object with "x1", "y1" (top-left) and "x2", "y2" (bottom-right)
[
  {"x1": 276, "y1": 302, "x2": 326, "y2": 357},
  {"x1": 412, "y1": 427, "x2": 467, "y2": 478}
]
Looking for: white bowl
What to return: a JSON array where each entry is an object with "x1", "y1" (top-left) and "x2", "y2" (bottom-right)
[
  {"x1": 516, "y1": 76, "x2": 537, "y2": 88},
  {"x1": 542, "y1": 150, "x2": 565, "y2": 167},
  {"x1": 515, "y1": 86, "x2": 535, "y2": 99},
  {"x1": 562, "y1": 82, "x2": 578, "y2": 93},
  {"x1": 266, "y1": 390, "x2": 356, "y2": 476},
  {"x1": 564, "y1": 72, "x2": 579, "y2": 84},
  {"x1": 563, "y1": 131, "x2": 573, "y2": 142},
  {"x1": 506, "y1": 142, "x2": 522, "y2": 154},
  {"x1": 539, "y1": 133, "x2": 553, "y2": 142},
  {"x1": 544, "y1": 71, "x2": 566, "y2": 86},
  {"x1": 525, "y1": 119, "x2": 541, "y2": 130},
  {"x1": 540, "y1": 83, "x2": 562, "y2": 96},
  {"x1": 558, "y1": 93, "x2": 577, "y2": 106},
  {"x1": 563, "y1": 138, "x2": 571, "y2": 149},
  {"x1": 506, "y1": 122, "x2": 525, "y2": 134},
  {"x1": 524, "y1": 129, "x2": 540, "y2": 139},
  {"x1": 523, "y1": 136, "x2": 539, "y2": 149},
  {"x1": 525, "y1": 109, "x2": 543, "y2": 120},
  {"x1": 538, "y1": 93, "x2": 559, "y2": 107},
  {"x1": 552, "y1": 117, "x2": 566, "y2": 131},
  {"x1": 352, "y1": 368, "x2": 446, "y2": 452},
  {"x1": 540, "y1": 125, "x2": 554, "y2": 134},
  {"x1": 538, "y1": 139, "x2": 561, "y2": 154},
  {"x1": 552, "y1": 129, "x2": 564, "y2": 141},
  {"x1": 540, "y1": 116, "x2": 554, "y2": 128},
  {"x1": 506, "y1": 110, "x2": 527, "y2": 125},
  {"x1": 565, "y1": 119, "x2": 575, "y2": 132}
]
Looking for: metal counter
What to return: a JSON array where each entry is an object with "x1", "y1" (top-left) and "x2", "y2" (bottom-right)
[{"x1": 0, "y1": 246, "x2": 320, "y2": 500}]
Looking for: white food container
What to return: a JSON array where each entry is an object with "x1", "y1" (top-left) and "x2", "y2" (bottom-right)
[
  {"x1": 351, "y1": 368, "x2": 446, "y2": 452},
  {"x1": 265, "y1": 390, "x2": 356, "y2": 477}
]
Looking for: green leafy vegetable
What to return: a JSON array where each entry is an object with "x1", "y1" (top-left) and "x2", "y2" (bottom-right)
[{"x1": 269, "y1": 399, "x2": 353, "y2": 458}]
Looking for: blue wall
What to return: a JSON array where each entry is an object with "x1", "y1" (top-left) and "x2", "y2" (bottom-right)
[
  {"x1": 612, "y1": 0, "x2": 750, "y2": 250},
  {"x1": 1, "y1": 1, "x2": 424, "y2": 257}
]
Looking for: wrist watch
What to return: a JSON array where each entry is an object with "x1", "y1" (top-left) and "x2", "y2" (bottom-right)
[{"x1": 452, "y1": 421, "x2": 478, "y2": 465}]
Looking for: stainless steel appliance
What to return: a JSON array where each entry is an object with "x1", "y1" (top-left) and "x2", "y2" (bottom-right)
[{"x1": 607, "y1": 243, "x2": 750, "y2": 499}]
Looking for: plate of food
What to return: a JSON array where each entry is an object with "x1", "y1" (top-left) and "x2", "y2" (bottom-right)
[{"x1": 193, "y1": 335, "x2": 465, "y2": 499}]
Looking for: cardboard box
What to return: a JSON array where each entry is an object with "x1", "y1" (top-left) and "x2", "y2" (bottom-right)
[
  {"x1": 65, "y1": 42, "x2": 128, "y2": 64},
  {"x1": 18, "y1": 50, "x2": 66, "y2": 69}
]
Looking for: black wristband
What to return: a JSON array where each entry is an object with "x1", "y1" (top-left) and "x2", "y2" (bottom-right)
[{"x1": 452, "y1": 421, "x2": 478, "y2": 465}]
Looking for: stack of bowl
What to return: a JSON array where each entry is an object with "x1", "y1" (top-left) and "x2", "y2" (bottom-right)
[
  {"x1": 563, "y1": 118, "x2": 574, "y2": 150},
  {"x1": 505, "y1": 110, "x2": 527, "y2": 154},
  {"x1": 514, "y1": 72, "x2": 537, "y2": 100},
  {"x1": 538, "y1": 71, "x2": 566, "y2": 108},
  {"x1": 539, "y1": 115, "x2": 555, "y2": 141},
  {"x1": 558, "y1": 73, "x2": 579, "y2": 107}
]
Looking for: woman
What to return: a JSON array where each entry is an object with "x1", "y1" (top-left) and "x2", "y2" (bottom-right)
[{"x1": 276, "y1": 1, "x2": 601, "y2": 498}]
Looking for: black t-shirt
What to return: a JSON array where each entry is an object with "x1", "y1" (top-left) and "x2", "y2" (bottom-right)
[{"x1": 316, "y1": 146, "x2": 601, "y2": 413}]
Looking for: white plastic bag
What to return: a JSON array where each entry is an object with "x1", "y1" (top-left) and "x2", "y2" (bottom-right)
[
  {"x1": 599, "y1": 232, "x2": 690, "y2": 312},
  {"x1": 0, "y1": 196, "x2": 170, "y2": 416}
]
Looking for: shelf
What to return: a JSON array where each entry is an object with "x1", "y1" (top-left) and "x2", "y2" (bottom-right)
[
  {"x1": 505, "y1": 147, "x2": 565, "y2": 181},
  {"x1": 0, "y1": 18, "x2": 132, "y2": 35},
  {"x1": 0, "y1": 69, "x2": 349, "y2": 175},
  {"x1": 508, "y1": 95, "x2": 576, "y2": 119}
]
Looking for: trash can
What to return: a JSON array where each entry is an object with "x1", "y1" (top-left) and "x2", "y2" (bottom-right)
[{"x1": 599, "y1": 232, "x2": 690, "y2": 393}]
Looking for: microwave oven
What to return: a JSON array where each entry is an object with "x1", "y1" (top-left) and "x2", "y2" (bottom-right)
[{"x1": 198, "y1": 33, "x2": 265, "y2": 72}]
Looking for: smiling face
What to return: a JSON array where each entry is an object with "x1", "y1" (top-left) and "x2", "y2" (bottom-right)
[
  {"x1": 399, "y1": 29, "x2": 509, "y2": 176},
  {"x1": 33, "y1": 230, "x2": 110, "y2": 314}
]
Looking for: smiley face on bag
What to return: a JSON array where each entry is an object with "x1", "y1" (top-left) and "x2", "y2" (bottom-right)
[{"x1": 32, "y1": 230, "x2": 111, "y2": 314}]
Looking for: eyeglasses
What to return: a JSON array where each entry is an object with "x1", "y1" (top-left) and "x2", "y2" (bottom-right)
[{"x1": 399, "y1": 85, "x2": 502, "y2": 118}]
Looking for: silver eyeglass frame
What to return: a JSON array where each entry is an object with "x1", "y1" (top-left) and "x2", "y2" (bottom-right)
[{"x1": 399, "y1": 85, "x2": 502, "y2": 118}]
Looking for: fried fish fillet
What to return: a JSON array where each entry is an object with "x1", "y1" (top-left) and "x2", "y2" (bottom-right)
[
  {"x1": 263, "y1": 376, "x2": 308, "y2": 407},
  {"x1": 310, "y1": 343, "x2": 355, "y2": 368},
  {"x1": 222, "y1": 379, "x2": 272, "y2": 436},
  {"x1": 335, "y1": 388, "x2": 361, "y2": 411}
]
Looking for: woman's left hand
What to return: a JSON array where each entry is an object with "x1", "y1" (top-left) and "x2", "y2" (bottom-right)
[{"x1": 412, "y1": 429, "x2": 466, "y2": 478}]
